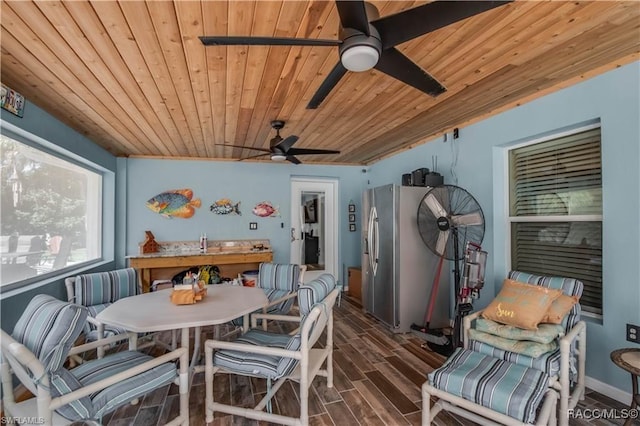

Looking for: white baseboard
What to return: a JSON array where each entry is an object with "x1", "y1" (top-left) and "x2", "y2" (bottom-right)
[{"x1": 585, "y1": 375, "x2": 631, "y2": 405}]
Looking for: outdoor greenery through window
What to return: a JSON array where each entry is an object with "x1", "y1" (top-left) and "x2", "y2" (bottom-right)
[
  {"x1": 508, "y1": 126, "x2": 603, "y2": 315},
  {"x1": 1, "y1": 133, "x2": 102, "y2": 290}
]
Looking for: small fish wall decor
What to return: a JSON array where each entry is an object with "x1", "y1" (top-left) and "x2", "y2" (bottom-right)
[
  {"x1": 146, "y1": 189, "x2": 201, "y2": 219},
  {"x1": 252, "y1": 201, "x2": 279, "y2": 218},
  {"x1": 210, "y1": 198, "x2": 241, "y2": 215}
]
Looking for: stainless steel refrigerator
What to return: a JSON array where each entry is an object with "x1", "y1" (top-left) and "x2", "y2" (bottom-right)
[{"x1": 362, "y1": 184, "x2": 449, "y2": 333}]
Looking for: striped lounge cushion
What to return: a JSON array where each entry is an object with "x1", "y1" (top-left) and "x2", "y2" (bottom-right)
[
  {"x1": 50, "y1": 368, "x2": 95, "y2": 420},
  {"x1": 70, "y1": 351, "x2": 177, "y2": 418},
  {"x1": 470, "y1": 339, "x2": 562, "y2": 378},
  {"x1": 11, "y1": 294, "x2": 87, "y2": 373},
  {"x1": 298, "y1": 273, "x2": 336, "y2": 317},
  {"x1": 428, "y1": 348, "x2": 550, "y2": 424}
]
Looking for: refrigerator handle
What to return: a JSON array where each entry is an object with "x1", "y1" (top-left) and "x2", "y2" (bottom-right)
[
  {"x1": 374, "y1": 215, "x2": 379, "y2": 273},
  {"x1": 367, "y1": 207, "x2": 375, "y2": 273},
  {"x1": 370, "y1": 207, "x2": 379, "y2": 276}
]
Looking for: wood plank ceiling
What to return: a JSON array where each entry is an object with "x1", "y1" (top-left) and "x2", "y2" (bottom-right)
[{"x1": 1, "y1": 1, "x2": 639, "y2": 165}]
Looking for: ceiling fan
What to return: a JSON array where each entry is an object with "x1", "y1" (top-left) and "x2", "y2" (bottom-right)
[
  {"x1": 200, "y1": 1, "x2": 512, "y2": 109},
  {"x1": 216, "y1": 120, "x2": 340, "y2": 164}
]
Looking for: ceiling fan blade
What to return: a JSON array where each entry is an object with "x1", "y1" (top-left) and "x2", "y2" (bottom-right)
[
  {"x1": 336, "y1": 1, "x2": 370, "y2": 36},
  {"x1": 287, "y1": 148, "x2": 341, "y2": 156},
  {"x1": 307, "y1": 61, "x2": 348, "y2": 109},
  {"x1": 286, "y1": 156, "x2": 301, "y2": 165},
  {"x1": 215, "y1": 143, "x2": 271, "y2": 153},
  {"x1": 374, "y1": 48, "x2": 445, "y2": 97},
  {"x1": 199, "y1": 36, "x2": 340, "y2": 47},
  {"x1": 436, "y1": 230, "x2": 450, "y2": 256},
  {"x1": 273, "y1": 135, "x2": 298, "y2": 152},
  {"x1": 240, "y1": 152, "x2": 270, "y2": 161},
  {"x1": 372, "y1": 1, "x2": 512, "y2": 50},
  {"x1": 451, "y1": 212, "x2": 484, "y2": 227},
  {"x1": 424, "y1": 193, "x2": 448, "y2": 218}
]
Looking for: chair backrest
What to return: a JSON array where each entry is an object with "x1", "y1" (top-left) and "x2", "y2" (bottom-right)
[
  {"x1": 508, "y1": 270, "x2": 583, "y2": 334},
  {"x1": 258, "y1": 263, "x2": 303, "y2": 313},
  {"x1": 2, "y1": 295, "x2": 88, "y2": 403},
  {"x1": 275, "y1": 273, "x2": 338, "y2": 378},
  {"x1": 66, "y1": 268, "x2": 140, "y2": 307}
]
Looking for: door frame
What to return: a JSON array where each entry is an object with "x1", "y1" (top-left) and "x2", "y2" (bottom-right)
[{"x1": 290, "y1": 177, "x2": 339, "y2": 283}]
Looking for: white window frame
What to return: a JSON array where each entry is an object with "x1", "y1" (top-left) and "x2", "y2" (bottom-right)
[
  {"x1": 505, "y1": 122, "x2": 603, "y2": 317},
  {"x1": 0, "y1": 120, "x2": 112, "y2": 297}
]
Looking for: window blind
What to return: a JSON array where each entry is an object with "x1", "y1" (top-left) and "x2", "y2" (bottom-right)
[{"x1": 509, "y1": 128, "x2": 602, "y2": 314}]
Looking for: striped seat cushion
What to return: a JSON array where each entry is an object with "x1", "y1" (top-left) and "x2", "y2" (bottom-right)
[
  {"x1": 428, "y1": 348, "x2": 550, "y2": 424},
  {"x1": 70, "y1": 351, "x2": 177, "y2": 418},
  {"x1": 470, "y1": 339, "x2": 562, "y2": 377},
  {"x1": 230, "y1": 289, "x2": 295, "y2": 327},
  {"x1": 50, "y1": 368, "x2": 95, "y2": 420},
  {"x1": 213, "y1": 329, "x2": 300, "y2": 380},
  {"x1": 11, "y1": 294, "x2": 87, "y2": 373},
  {"x1": 74, "y1": 268, "x2": 139, "y2": 306},
  {"x1": 215, "y1": 274, "x2": 336, "y2": 380}
]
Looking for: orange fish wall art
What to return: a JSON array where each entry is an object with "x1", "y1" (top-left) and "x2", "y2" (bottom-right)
[{"x1": 146, "y1": 189, "x2": 201, "y2": 219}]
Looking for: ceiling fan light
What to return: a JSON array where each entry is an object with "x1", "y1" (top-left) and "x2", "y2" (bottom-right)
[
  {"x1": 341, "y1": 45, "x2": 379, "y2": 72},
  {"x1": 270, "y1": 154, "x2": 287, "y2": 161}
]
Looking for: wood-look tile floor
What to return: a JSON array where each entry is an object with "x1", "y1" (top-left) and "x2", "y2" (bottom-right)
[{"x1": 101, "y1": 295, "x2": 631, "y2": 426}]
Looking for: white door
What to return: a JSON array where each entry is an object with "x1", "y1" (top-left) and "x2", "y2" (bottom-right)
[{"x1": 290, "y1": 178, "x2": 339, "y2": 283}]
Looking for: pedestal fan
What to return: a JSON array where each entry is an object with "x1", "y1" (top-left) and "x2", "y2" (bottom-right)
[{"x1": 414, "y1": 185, "x2": 486, "y2": 354}]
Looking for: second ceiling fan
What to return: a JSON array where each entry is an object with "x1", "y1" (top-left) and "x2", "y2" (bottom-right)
[
  {"x1": 200, "y1": 1, "x2": 512, "y2": 109},
  {"x1": 216, "y1": 120, "x2": 340, "y2": 164}
]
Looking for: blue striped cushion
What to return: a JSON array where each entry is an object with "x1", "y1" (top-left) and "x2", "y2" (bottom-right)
[
  {"x1": 259, "y1": 263, "x2": 299, "y2": 314},
  {"x1": 298, "y1": 274, "x2": 336, "y2": 317},
  {"x1": 258, "y1": 263, "x2": 300, "y2": 291},
  {"x1": 74, "y1": 268, "x2": 139, "y2": 306},
  {"x1": 11, "y1": 295, "x2": 87, "y2": 373},
  {"x1": 213, "y1": 329, "x2": 299, "y2": 379},
  {"x1": 71, "y1": 351, "x2": 176, "y2": 417},
  {"x1": 429, "y1": 348, "x2": 550, "y2": 423},
  {"x1": 50, "y1": 368, "x2": 94, "y2": 420},
  {"x1": 470, "y1": 339, "x2": 562, "y2": 377},
  {"x1": 508, "y1": 271, "x2": 583, "y2": 335}
]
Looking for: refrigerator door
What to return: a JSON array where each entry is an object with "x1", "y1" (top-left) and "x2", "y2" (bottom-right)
[
  {"x1": 361, "y1": 189, "x2": 374, "y2": 314},
  {"x1": 371, "y1": 184, "x2": 397, "y2": 327}
]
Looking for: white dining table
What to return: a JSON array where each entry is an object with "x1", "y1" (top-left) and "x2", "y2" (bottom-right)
[{"x1": 96, "y1": 284, "x2": 268, "y2": 371}]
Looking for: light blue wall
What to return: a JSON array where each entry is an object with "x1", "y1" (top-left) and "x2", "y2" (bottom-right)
[
  {"x1": 0, "y1": 101, "x2": 119, "y2": 332},
  {"x1": 368, "y1": 61, "x2": 640, "y2": 394},
  {"x1": 124, "y1": 158, "x2": 365, "y2": 285}
]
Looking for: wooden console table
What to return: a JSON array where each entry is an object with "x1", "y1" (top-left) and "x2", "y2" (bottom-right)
[{"x1": 128, "y1": 239, "x2": 273, "y2": 292}]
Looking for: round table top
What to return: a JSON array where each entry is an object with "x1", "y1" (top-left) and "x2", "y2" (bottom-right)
[{"x1": 611, "y1": 348, "x2": 640, "y2": 376}]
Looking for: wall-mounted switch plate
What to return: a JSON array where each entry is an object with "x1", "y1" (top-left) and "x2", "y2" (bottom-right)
[
  {"x1": 626, "y1": 324, "x2": 640, "y2": 343},
  {"x1": 249, "y1": 222, "x2": 258, "y2": 230}
]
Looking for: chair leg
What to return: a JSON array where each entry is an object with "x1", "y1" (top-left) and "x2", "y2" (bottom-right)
[
  {"x1": 205, "y1": 344, "x2": 214, "y2": 424},
  {"x1": 422, "y1": 382, "x2": 432, "y2": 425}
]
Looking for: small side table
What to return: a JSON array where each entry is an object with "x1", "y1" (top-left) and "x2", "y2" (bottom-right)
[{"x1": 610, "y1": 348, "x2": 640, "y2": 426}]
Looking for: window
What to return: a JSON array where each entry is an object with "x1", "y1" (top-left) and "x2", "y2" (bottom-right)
[
  {"x1": 1, "y1": 133, "x2": 103, "y2": 290},
  {"x1": 508, "y1": 126, "x2": 602, "y2": 314}
]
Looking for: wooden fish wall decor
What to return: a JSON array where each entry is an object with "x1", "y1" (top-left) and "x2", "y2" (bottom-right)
[
  {"x1": 210, "y1": 198, "x2": 241, "y2": 215},
  {"x1": 252, "y1": 201, "x2": 279, "y2": 218},
  {"x1": 146, "y1": 189, "x2": 201, "y2": 219}
]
